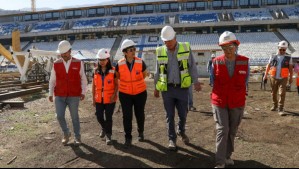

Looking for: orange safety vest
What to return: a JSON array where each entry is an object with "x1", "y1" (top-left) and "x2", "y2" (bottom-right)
[
  {"x1": 118, "y1": 57, "x2": 146, "y2": 95},
  {"x1": 269, "y1": 55, "x2": 291, "y2": 78},
  {"x1": 54, "y1": 58, "x2": 82, "y2": 97},
  {"x1": 94, "y1": 68, "x2": 117, "y2": 104}
]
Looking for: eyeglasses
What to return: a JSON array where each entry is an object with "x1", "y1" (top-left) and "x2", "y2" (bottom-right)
[
  {"x1": 126, "y1": 47, "x2": 136, "y2": 52},
  {"x1": 221, "y1": 45, "x2": 235, "y2": 51},
  {"x1": 279, "y1": 49, "x2": 286, "y2": 52}
]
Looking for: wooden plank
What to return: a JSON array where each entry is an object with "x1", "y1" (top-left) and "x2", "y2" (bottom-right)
[
  {"x1": 0, "y1": 87, "x2": 43, "y2": 101},
  {"x1": 0, "y1": 101, "x2": 25, "y2": 108}
]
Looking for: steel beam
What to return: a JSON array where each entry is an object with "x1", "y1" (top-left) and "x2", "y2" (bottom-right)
[{"x1": 0, "y1": 87, "x2": 43, "y2": 101}]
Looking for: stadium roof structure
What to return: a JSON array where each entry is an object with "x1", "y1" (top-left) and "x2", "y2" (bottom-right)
[{"x1": 79, "y1": 0, "x2": 175, "y2": 7}]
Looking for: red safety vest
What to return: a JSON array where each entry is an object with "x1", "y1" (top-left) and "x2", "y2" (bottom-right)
[
  {"x1": 94, "y1": 68, "x2": 117, "y2": 104},
  {"x1": 118, "y1": 57, "x2": 146, "y2": 95},
  {"x1": 54, "y1": 58, "x2": 82, "y2": 97},
  {"x1": 211, "y1": 55, "x2": 249, "y2": 109}
]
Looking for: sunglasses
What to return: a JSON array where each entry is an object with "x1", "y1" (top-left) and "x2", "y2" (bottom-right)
[
  {"x1": 279, "y1": 49, "x2": 286, "y2": 52},
  {"x1": 126, "y1": 47, "x2": 136, "y2": 52},
  {"x1": 221, "y1": 45, "x2": 235, "y2": 50}
]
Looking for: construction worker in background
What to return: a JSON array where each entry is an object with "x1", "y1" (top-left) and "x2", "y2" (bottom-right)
[
  {"x1": 154, "y1": 26, "x2": 202, "y2": 151},
  {"x1": 263, "y1": 40, "x2": 293, "y2": 116},
  {"x1": 115, "y1": 39, "x2": 148, "y2": 146},
  {"x1": 207, "y1": 53, "x2": 216, "y2": 86},
  {"x1": 49, "y1": 40, "x2": 87, "y2": 146},
  {"x1": 92, "y1": 49, "x2": 118, "y2": 145},
  {"x1": 211, "y1": 31, "x2": 250, "y2": 168}
]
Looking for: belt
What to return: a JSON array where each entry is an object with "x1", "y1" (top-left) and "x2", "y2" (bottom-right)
[{"x1": 167, "y1": 83, "x2": 181, "y2": 87}]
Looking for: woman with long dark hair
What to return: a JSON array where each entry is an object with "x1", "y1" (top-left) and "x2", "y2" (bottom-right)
[{"x1": 92, "y1": 49, "x2": 118, "y2": 145}]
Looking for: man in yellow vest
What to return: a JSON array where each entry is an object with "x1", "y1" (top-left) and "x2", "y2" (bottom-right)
[
  {"x1": 154, "y1": 26, "x2": 202, "y2": 151},
  {"x1": 264, "y1": 40, "x2": 293, "y2": 116}
]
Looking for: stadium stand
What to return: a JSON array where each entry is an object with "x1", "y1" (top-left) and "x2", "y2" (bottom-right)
[
  {"x1": 281, "y1": 6, "x2": 299, "y2": 19},
  {"x1": 31, "y1": 21, "x2": 64, "y2": 32},
  {"x1": 72, "y1": 18, "x2": 111, "y2": 29},
  {"x1": 279, "y1": 29, "x2": 299, "y2": 54},
  {"x1": 232, "y1": 9, "x2": 273, "y2": 21},
  {"x1": 0, "y1": 23, "x2": 26, "y2": 35},
  {"x1": 179, "y1": 13, "x2": 219, "y2": 23}
]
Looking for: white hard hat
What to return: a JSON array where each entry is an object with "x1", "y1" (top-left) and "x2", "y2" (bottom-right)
[
  {"x1": 57, "y1": 40, "x2": 72, "y2": 54},
  {"x1": 219, "y1": 31, "x2": 240, "y2": 46},
  {"x1": 211, "y1": 54, "x2": 216, "y2": 58},
  {"x1": 278, "y1": 40, "x2": 288, "y2": 48},
  {"x1": 96, "y1": 49, "x2": 110, "y2": 59},
  {"x1": 161, "y1": 26, "x2": 176, "y2": 41},
  {"x1": 121, "y1": 39, "x2": 136, "y2": 52}
]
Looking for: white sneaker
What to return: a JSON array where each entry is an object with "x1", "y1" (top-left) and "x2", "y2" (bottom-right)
[
  {"x1": 225, "y1": 158, "x2": 234, "y2": 166},
  {"x1": 62, "y1": 133, "x2": 71, "y2": 145},
  {"x1": 278, "y1": 109, "x2": 286, "y2": 116},
  {"x1": 214, "y1": 164, "x2": 225, "y2": 168}
]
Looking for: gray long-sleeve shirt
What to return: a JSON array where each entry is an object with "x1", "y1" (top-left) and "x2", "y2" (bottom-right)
[{"x1": 154, "y1": 43, "x2": 199, "y2": 85}]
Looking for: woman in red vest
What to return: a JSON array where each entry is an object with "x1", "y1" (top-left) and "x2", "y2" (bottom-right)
[
  {"x1": 115, "y1": 39, "x2": 148, "y2": 146},
  {"x1": 92, "y1": 49, "x2": 118, "y2": 145},
  {"x1": 211, "y1": 31, "x2": 250, "y2": 168}
]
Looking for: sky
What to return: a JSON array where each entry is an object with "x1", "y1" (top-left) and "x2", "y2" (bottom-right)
[{"x1": 0, "y1": 0, "x2": 113, "y2": 10}]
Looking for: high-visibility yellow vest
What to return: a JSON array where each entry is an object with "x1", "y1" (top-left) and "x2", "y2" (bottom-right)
[{"x1": 156, "y1": 42, "x2": 191, "y2": 91}]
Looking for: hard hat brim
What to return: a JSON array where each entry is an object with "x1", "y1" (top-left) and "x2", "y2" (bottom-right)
[
  {"x1": 219, "y1": 40, "x2": 240, "y2": 46},
  {"x1": 161, "y1": 34, "x2": 176, "y2": 42}
]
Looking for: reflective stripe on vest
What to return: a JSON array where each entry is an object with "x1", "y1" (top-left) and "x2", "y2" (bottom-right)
[
  {"x1": 156, "y1": 42, "x2": 191, "y2": 91},
  {"x1": 54, "y1": 58, "x2": 82, "y2": 97},
  {"x1": 269, "y1": 55, "x2": 291, "y2": 78},
  {"x1": 94, "y1": 68, "x2": 117, "y2": 104},
  {"x1": 118, "y1": 57, "x2": 146, "y2": 95}
]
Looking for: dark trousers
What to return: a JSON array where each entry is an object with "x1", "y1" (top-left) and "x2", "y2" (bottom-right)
[
  {"x1": 297, "y1": 86, "x2": 299, "y2": 95},
  {"x1": 95, "y1": 102, "x2": 116, "y2": 136},
  {"x1": 162, "y1": 86, "x2": 188, "y2": 141},
  {"x1": 119, "y1": 91, "x2": 147, "y2": 140}
]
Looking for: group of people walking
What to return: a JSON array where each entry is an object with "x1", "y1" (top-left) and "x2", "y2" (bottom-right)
[{"x1": 48, "y1": 25, "x2": 295, "y2": 168}]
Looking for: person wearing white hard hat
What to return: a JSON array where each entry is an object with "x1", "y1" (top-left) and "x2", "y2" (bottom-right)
[
  {"x1": 264, "y1": 40, "x2": 293, "y2": 116},
  {"x1": 207, "y1": 52, "x2": 216, "y2": 86},
  {"x1": 92, "y1": 49, "x2": 118, "y2": 145},
  {"x1": 211, "y1": 31, "x2": 250, "y2": 168},
  {"x1": 115, "y1": 39, "x2": 148, "y2": 146},
  {"x1": 49, "y1": 40, "x2": 88, "y2": 146},
  {"x1": 154, "y1": 26, "x2": 202, "y2": 151}
]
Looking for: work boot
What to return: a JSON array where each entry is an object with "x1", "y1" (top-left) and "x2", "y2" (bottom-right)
[
  {"x1": 177, "y1": 132, "x2": 190, "y2": 144},
  {"x1": 100, "y1": 130, "x2": 106, "y2": 138},
  {"x1": 106, "y1": 135, "x2": 112, "y2": 145},
  {"x1": 168, "y1": 140, "x2": 177, "y2": 151},
  {"x1": 138, "y1": 133, "x2": 144, "y2": 142},
  {"x1": 214, "y1": 164, "x2": 225, "y2": 168},
  {"x1": 124, "y1": 138, "x2": 132, "y2": 147},
  {"x1": 62, "y1": 132, "x2": 71, "y2": 145},
  {"x1": 225, "y1": 158, "x2": 234, "y2": 166},
  {"x1": 74, "y1": 137, "x2": 82, "y2": 146},
  {"x1": 278, "y1": 108, "x2": 286, "y2": 116},
  {"x1": 270, "y1": 106, "x2": 277, "y2": 111}
]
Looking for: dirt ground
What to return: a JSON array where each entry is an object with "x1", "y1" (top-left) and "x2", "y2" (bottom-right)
[{"x1": 0, "y1": 77, "x2": 298, "y2": 168}]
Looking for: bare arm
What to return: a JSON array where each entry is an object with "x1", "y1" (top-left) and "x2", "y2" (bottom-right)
[
  {"x1": 289, "y1": 64, "x2": 293, "y2": 84},
  {"x1": 264, "y1": 64, "x2": 271, "y2": 80}
]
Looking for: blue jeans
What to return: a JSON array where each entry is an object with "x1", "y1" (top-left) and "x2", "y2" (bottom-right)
[{"x1": 55, "y1": 97, "x2": 81, "y2": 139}]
